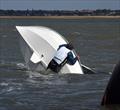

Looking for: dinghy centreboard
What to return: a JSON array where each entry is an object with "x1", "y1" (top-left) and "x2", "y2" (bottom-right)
[{"x1": 16, "y1": 26, "x2": 84, "y2": 74}]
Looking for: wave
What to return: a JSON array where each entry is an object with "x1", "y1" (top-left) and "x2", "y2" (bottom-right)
[
  {"x1": 1, "y1": 35, "x2": 8, "y2": 38},
  {"x1": 0, "y1": 61, "x2": 28, "y2": 72}
]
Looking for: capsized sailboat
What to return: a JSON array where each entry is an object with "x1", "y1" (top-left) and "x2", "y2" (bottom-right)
[{"x1": 16, "y1": 26, "x2": 94, "y2": 74}]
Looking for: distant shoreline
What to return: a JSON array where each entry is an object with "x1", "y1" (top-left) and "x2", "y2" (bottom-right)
[{"x1": 0, "y1": 16, "x2": 120, "y2": 19}]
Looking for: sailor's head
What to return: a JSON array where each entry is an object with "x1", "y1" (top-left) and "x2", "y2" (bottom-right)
[{"x1": 66, "y1": 43, "x2": 74, "y2": 50}]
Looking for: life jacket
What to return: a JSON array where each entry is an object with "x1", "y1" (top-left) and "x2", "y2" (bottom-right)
[{"x1": 53, "y1": 46, "x2": 70, "y2": 65}]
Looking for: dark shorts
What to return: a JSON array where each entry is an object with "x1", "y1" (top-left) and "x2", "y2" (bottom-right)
[{"x1": 47, "y1": 59, "x2": 61, "y2": 73}]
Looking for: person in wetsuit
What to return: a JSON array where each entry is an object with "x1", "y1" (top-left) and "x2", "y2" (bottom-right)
[{"x1": 47, "y1": 43, "x2": 79, "y2": 73}]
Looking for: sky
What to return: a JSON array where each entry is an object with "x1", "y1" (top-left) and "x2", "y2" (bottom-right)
[{"x1": 0, "y1": 0, "x2": 120, "y2": 10}]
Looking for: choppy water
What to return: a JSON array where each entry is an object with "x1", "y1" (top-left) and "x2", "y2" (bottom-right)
[{"x1": 0, "y1": 18, "x2": 120, "y2": 110}]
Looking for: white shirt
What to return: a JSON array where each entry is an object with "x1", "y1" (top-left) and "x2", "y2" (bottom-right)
[{"x1": 53, "y1": 46, "x2": 70, "y2": 64}]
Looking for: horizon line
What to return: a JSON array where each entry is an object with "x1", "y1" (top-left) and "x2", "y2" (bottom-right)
[{"x1": 0, "y1": 9, "x2": 120, "y2": 11}]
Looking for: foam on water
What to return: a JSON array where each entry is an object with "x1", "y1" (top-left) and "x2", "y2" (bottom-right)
[{"x1": 0, "y1": 82, "x2": 9, "y2": 86}]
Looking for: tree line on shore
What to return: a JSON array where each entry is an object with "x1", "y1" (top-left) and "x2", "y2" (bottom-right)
[{"x1": 0, "y1": 9, "x2": 120, "y2": 16}]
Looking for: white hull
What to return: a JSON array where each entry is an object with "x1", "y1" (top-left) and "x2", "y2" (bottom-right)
[{"x1": 16, "y1": 26, "x2": 84, "y2": 74}]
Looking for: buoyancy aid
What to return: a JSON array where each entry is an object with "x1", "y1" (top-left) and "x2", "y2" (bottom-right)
[{"x1": 53, "y1": 46, "x2": 70, "y2": 64}]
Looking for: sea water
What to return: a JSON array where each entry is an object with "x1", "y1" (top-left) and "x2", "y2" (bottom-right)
[{"x1": 0, "y1": 18, "x2": 120, "y2": 110}]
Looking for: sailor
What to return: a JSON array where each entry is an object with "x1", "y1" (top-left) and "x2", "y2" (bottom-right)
[{"x1": 47, "y1": 43, "x2": 79, "y2": 73}]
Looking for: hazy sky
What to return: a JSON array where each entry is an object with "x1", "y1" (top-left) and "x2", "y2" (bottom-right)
[{"x1": 0, "y1": 0, "x2": 120, "y2": 10}]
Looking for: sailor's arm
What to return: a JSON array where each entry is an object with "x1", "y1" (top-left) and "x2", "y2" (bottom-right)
[{"x1": 67, "y1": 52, "x2": 79, "y2": 65}]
